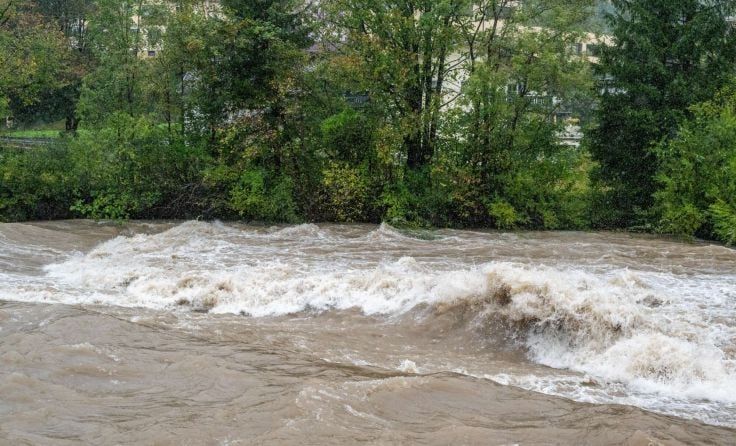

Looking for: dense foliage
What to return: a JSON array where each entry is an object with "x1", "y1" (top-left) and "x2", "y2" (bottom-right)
[
  {"x1": 2, "y1": 0, "x2": 736, "y2": 245},
  {"x1": 589, "y1": 0, "x2": 736, "y2": 228},
  {"x1": 655, "y1": 82, "x2": 736, "y2": 244}
]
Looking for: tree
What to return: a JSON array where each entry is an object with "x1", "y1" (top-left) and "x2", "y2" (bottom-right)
[
  {"x1": 189, "y1": 0, "x2": 314, "y2": 219},
  {"x1": 148, "y1": 0, "x2": 215, "y2": 136},
  {"x1": 33, "y1": 0, "x2": 95, "y2": 130},
  {"x1": 589, "y1": 0, "x2": 736, "y2": 227},
  {"x1": 156, "y1": 0, "x2": 312, "y2": 141},
  {"x1": 77, "y1": 0, "x2": 162, "y2": 124},
  {"x1": 35, "y1": 0, "x2": 94, "y2": 52},
  {"x1": 0, "y1": 1, "x2": 94, "y2": 130},
  {"x1": 655, "y1": 81, "x2": 736, "y2": 244},
  {"x1": 314, "y1": 0, "x2": 596, "y2": 226},
  {"x1": 323, "y1": 0, "x2": 468, "y2": 170},
  {"x1": 453, "y1": 1, "x2": 594, "y2": 225},
  {"x1": 0, "y1": 1, "x2": 71, "y2": 124}
]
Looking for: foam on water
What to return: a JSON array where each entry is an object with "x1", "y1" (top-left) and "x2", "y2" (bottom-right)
[{"x1": 2, "y1": 221, "x2": 736, "y2": 426}]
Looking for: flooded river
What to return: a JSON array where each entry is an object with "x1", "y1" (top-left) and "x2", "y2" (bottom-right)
[{"x1": 1, "y1": 220, "x2": 735, "y2": 445}]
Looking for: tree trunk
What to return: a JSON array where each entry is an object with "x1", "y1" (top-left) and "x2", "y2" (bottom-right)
[{"x1": 65, "y1": 114, "x2": 79, "y2": 132}]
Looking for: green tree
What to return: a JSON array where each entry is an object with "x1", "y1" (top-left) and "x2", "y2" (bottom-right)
[
  {"x1": 323, "y1": 0, "x2": 468, "y2": 170},
  {"x1": 655, "y1": 81, "x2": 736, "y2": 244},
  {"x1": 589, "y1": 0, "x2": 736, "y2": 227},
  {"x1": 147, "y1": 1, "x2": 214, "y2": 136},
  {"x1": 446, "y1": 0, "x2": 594, "y2": 227},
  {"x1": 210, "y1": 0, "x2": 313, "y2": 211},
  {"x1": 77, "y1": 0, "x2": 164, "y2": 124},
  {"x1": 0, "y1": 1, "x2": 71, "y2": 125},
  {"x1": 31, "y1": 0, "x2": 95, "y2": 130}
]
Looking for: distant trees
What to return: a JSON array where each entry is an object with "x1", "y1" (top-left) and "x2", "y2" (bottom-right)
[
  {"x1": 589, "y1": 0, "x2": 736, "y2": 228},
  {"x1": 449, "y1": 0, "x2": 595, "y2": 227},
  {"x1": 323, "y1": 0, "x2": 468, "y2": 170},
  {"x1": 0, "y1": 1, "x2": 69, "y2": 123},
  {"x1": 35, "y1": 0, "x2": 95, "y2": 130},
  {"x1": 1, "y1": 0, "x2": 601, "y2": 226},
  {"x1": 35, "y1": 0, "x2": 94, "y2": 53},
  {"x1": 315, "y1": 0, "x2": 595, "y2": 227},
  {"x1": 68, "y1": 0, "x2": 315, "y2": 220},
  {"x1": 78, "y1": 0, "x2": 159, "y2": 122},
  {"x1": 0, "y1": 1, "x2": 93, "y2": 130},
  {"x1": 5, "y1": 0, "x2": 736, "y2": 244}
]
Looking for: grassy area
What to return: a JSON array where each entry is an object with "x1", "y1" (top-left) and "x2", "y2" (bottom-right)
[{"x1": 1, "y1": 129, "x2": 62, "y2": 139}]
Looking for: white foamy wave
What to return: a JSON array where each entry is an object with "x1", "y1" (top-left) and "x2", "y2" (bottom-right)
[
  {"x1": 480, "y1": 266, "x2": 736, "y2": 405},
  {"x1": 44, "y1": 251, "x2": 483, "y2": 316},
  {"x1": 460, "y1": 370, "x2": 736, "y2": 427},
  {"x1": 268, "y1": 223, "x2": 329, "y2": 239},
  {"x1": 364, "y1": 222, "x2": 413, "y2": 241},
  {"x1": 160, "y1": 219, "x2": 239, "y2": 239},
  {"x1": 398, "y1": 359, "x2": 420, "y2": 374}
]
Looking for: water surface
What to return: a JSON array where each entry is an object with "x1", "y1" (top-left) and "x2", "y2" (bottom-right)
[{"x1": 1, "y1": 221, "x2": 735, "y2": 444}]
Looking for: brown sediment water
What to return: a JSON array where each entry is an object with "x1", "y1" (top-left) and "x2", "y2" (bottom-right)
[{"x1": 1, "y1": 220, "x2": 735, "y2": 445}]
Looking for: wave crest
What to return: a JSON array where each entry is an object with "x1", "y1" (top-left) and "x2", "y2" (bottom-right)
[{"x1": 25, "y1": 221, "x2": 736, "y2": 406}]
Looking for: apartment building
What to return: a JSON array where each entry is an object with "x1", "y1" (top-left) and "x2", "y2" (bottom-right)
[
  {"x1": 443, "y1": 2, "x2": 611, "y2": 146},
  {"x1": 131, "y1": 0, "x2": 221, "y2": 58}
]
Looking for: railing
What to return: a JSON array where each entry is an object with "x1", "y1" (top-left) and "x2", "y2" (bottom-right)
[{"x1": 0, "y1": 137, "x2": 58, "y2": 149}]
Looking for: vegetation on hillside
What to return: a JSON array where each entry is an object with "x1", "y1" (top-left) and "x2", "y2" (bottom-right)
[{"x1": 2, "y1": 0, "x2": 736, "y2": 244}]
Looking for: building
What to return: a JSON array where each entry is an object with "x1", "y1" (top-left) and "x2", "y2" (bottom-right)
[{"x1": 130, "y1": 0, "x2": 222, "y2": 59}]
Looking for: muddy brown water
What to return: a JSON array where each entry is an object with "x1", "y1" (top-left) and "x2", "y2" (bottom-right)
[{"x1": 1, "y1": 221, "x2": 735, "y2": 445}]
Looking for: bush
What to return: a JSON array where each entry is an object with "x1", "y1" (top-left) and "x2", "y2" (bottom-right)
[
  {"x1": 0, "y1": 142, "x2": 77, "y2": 221},
  {"x1": 488, "y1": 199, "x2": 520, "y2": 229},
  {"x1": 320, "y1": 110, "x2": 374, "y2": 164},
  {"x1": 69, "y1": 113, "x2": 210, "y2": 220},
  {"x1": 657, "y1": 201, "x2": 706, "y2": 238},
  {"x1": 379, "y1": 182, "x2": 412, "y2": 226},
  {"x1": 655, "y1": 83, "x2": 736, "y2": 244},
  {"x1": 710, "y1": 200, "x2": 736, "y2": 245},
  {"x1": 320, "y1": 161, "x2": 369, "y2": 222},
  {"x1": 229, "y1": 168, "x2": 299, "y2": 222}
]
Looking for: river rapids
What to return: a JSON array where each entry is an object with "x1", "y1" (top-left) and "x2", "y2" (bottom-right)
[{"x1": 1, "y1": 220, "x2": 735, "y2": 445}]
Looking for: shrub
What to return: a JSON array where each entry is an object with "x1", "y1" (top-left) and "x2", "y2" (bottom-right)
[
  {"x1": 710, "y1": 200, "x2": 736, "y2": 245},
  {"x1": 320, "y1": 109, "x2": 374, "y2": 164},
  {"x1": 0, "y1": 142, "x2": 77, "y2": 221},
  {"x1": 488, "y1": 199, "x2": 520, "y2": 229},
  {"x1": 69, "y1": 113, "x2": 210, "y2": 220},
  {"x1": 320, "y1": 161, "x2": 369, "y2": 222},
  {"x1": 655, "y1": 82, "x2": 736, "y2": 243},
  {"x1": 230, "y1": 169, "x2": 299, "y2": 222}
]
